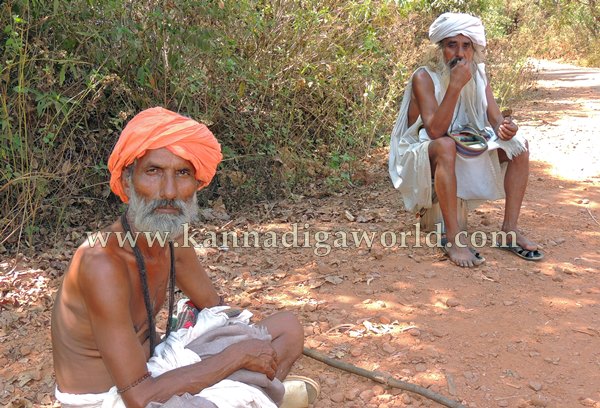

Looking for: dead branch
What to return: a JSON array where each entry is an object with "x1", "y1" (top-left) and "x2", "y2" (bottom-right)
[
  {"x1": 303, "y1": 347, "x2": 467, "y2": 408},
  {"x1": 586, "y1": 206, "x2": 600, "y2": 227}
]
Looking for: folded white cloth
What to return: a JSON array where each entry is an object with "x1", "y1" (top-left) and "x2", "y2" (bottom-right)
[{"x1": 55, "y1": 386, "x2": 117, "y2": 408}]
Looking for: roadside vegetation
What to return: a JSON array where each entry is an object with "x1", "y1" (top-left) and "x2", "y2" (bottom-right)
[{"x1": 1, "y1": 0, "x2": 598, "y2": 252}]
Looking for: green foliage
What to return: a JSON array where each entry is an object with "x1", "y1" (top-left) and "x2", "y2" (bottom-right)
[
  {"x1": 417, "y1": 0, "x2": 490, "y2": 15},
  {"x1": 2, "y1": 0, "x2": 594, "y2": 250},
  {"x1": 510, "y1": 0, "x2": 600, "y2": 66}
]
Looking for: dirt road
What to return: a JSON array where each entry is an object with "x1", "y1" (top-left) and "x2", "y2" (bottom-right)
[{"x1": 0, "y1": 60, "x2": 599, "y2": 408}]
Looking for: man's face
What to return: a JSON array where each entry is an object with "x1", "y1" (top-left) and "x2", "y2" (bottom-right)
[
  {"x1": 125, "y1": 148, "x2": 200, "y2": 237},
  {"x1": 442, "y1": 34, "x2": 474, "y2": 65}
]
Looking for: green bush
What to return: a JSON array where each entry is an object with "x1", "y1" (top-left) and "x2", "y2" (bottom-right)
[
  {"x1": 5, "y1": 0, "x2": 592, "y2": 250},
  {"x1": 510, "y1": 0, "x2": 600, "y2": 66}
]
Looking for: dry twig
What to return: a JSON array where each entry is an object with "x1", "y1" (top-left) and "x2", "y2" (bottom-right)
[
  {"x1": 586, "y1": 206, "x2": 600, "y2": 227},
  {"x1": 303, "y1": 347, "x2": 467, "y2": 408},
  {"x1": 572, "y1": 328, "x2": 596, "y2": 337}
]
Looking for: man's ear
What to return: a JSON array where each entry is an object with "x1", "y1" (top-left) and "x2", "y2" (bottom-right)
[
  {"x1": 121, "y1": 166, "x2": 133, "y2": 196},
  {"x1": 121, "y1": 176, "x2": 130, "y2": 196}
]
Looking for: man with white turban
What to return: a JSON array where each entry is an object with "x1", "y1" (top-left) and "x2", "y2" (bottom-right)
[
  {"x1": 388, "y1": 13, "x2": 543, "y2": 267},
  {"x1": 51, "y1": 108, "x2": 319, "y2": 407}
]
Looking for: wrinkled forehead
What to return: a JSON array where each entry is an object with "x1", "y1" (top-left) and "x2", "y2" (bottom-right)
[
  {"x1": 442, "y1": 34, "x2": 473, "y2": 45},
  {"x1": 131, "y1": 147, "x2": 195, "y2": 170}
]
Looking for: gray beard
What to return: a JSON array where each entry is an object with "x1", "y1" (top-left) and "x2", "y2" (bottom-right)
[{"x1": 127, "y1": 188, "x2": 198, "y2": 239}]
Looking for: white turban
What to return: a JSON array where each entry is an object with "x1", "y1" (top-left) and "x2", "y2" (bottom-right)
[{"x1": 428, "y1": 13, "x2": 486, "y2": 48}]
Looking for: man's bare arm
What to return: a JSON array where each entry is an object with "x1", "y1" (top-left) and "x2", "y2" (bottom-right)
[
  {"x1": 78, "y1": 250, "x2": 162, "y2": 407},
  {"x1": 128, "y1": 339, "x2": 278, "y2": 407},
  {"x1": 413, "y1": 60, "x2": 473, "y2": 139},
  {"x1": 173, "y1": 245, "x2": 221, "y2": 309}
]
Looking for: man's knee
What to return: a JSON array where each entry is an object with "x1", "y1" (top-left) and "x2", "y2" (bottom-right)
[
  {"x1": 280, "y1": 311, "x2": 303, "y2": 342},
  {"x1": 274, "y1": 311, "x2": 303, "y2": 362},
  {"x1": 429, "y1": 137, "x2": 456, "y2": 164},
  {"x1": 511, "y1": 140, "x2": 530, "y2": 164},
  {"x1": 263, "y1": 311, "x2": 303, "y2": 352}
]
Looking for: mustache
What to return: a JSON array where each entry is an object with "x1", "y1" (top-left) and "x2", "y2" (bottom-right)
[{"x1": 148, "y1": 199, "x2": 185, "y2": 213}]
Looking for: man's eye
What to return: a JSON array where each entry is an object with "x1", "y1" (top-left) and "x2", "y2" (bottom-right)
[{"x1": 178, "y1": 169, "x2": 192, "y2": 176}]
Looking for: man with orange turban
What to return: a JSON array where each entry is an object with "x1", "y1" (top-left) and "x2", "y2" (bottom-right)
[{"x1": 51, "y1": 108, "x2": 318, "y2": 407}]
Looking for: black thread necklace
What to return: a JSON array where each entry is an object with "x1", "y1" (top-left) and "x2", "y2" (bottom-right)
[{"x1": 120, "y1": 212, "x2": 176, "y2": 356}]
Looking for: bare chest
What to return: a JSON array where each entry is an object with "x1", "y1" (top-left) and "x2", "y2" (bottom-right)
[{"x1": 128, "y1": 257, "x2": 172, "y2": 333}]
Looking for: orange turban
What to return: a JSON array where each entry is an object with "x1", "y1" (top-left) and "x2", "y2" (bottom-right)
[{"x1": 108, "y1": 107, "x2": 222, "y2": 203}]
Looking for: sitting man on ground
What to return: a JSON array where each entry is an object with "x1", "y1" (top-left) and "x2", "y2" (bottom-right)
[
  {"x1": 388, "y1": 12, "x2": 543, "y2": 267},
  {"x1": 51, "y1": 107, "x2": 318, "y2": 408}
]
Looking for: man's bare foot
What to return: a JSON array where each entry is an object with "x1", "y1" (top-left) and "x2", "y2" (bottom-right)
[
  {"x1": 502, "y1": 230, "x2": 538, "y2": 251},
  {"x1": 442, "y1": 234, "x2": 485, "y2": 268},
  {"x1": 444, "y1": 243, "x2": 485, "y2": 267}
]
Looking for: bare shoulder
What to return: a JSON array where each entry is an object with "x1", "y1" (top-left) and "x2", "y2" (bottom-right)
[
  {"x1": 75, "y1": 221, "x2": 128, "y2": 276},
  {"x1": 52, "y1": 232, "x2": 133, "y2": 349},
  {"x1": 172, "y1": 244, "x2": 205, "y2": 278},
  {"x1": 412, "y1": 68, "x2": 434, "y2": 89},
  {"x1": 75, "y1": 237, "x2": 131, "y2": 299}
]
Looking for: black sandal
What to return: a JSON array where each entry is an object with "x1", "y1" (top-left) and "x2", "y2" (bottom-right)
[{"x1": 499, "y1": 244, "x2": 544, "y2": 261}]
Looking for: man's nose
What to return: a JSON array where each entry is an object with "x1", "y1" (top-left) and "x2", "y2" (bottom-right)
[{"x1": 161, "y1": 173, "x2": 177, "y2": 199}]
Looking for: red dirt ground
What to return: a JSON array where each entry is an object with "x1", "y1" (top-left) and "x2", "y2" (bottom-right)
[{"x1": 1, "y1": 59, "x2": 599, "y2": 408}]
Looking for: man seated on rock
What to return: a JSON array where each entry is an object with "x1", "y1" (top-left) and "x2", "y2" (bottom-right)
[
  {"x1": 51, "y1": 107, "x2": 319, "y2": 408},
  {"x1": 388, "y1": 12, "x2": 543, "y2": 267}
]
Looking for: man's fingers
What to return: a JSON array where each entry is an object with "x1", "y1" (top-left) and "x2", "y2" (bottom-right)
[
  {"x1": 498, "y1": 124, "x2": 516, "y2": 140},
  {"x1": 265, "y1": 358, "x2": 277, "y2": 380},
  {"x1": 502, "y1": 118, "x2": 518, "y2": 133},
  {"x1": 271, "y1": 360, "x2": 278, "y2": 375}
]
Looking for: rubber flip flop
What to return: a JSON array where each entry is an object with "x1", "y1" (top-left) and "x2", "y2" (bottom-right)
[
  {"x1": 280, "y1": 375, "x2": 320, "y2": 408},
  {"x1": 500, "y1": 244, "x2": 544, "y2": 261}
]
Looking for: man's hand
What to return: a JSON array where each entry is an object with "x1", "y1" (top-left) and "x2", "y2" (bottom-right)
[
  {"x1": 449, "y1": 59, "x2": 472, "y2": 90},
  {"x1": 228, "y1": 339, "x2": 279, "y2": 380},
  {"x1": 497, "y1": 117, "x2": 518, "y2": 141}
]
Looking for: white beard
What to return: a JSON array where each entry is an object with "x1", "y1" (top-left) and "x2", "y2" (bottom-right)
[{"x1": 127, "y1": 188, "x2": 198, "y2": 239}]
